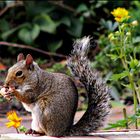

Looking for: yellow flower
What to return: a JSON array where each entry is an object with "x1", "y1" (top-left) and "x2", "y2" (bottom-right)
[
  {"x1": 111, "y1": 7, "x2": 130, "y2": 22},
  {"x1": 6, "y1": 111, "x2": 22, "y2": 128}
]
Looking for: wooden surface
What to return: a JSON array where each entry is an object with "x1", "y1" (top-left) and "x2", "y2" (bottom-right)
[{"x1": 1, "y1": 131, "x2": 140, "y2": 140}]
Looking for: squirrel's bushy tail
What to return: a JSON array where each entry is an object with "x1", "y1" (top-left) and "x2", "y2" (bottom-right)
[{"x1": 67, "y1": 36, "x2": 110, "y2": 136}]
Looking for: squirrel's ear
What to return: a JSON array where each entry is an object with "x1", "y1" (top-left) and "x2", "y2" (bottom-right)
[
  {"x1": 17, "y1": 53, "x2": 25, "y2": 62},
  {"x1": 25, "y1": 54, "x2": 33, "y2": 68}
]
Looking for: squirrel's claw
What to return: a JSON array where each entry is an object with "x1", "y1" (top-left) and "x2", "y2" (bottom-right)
[
  {"x1": 25, "y1": 128, "x2": 45, "y2": 136},
  {"x1": 25, "y1": 128, "x2": 33, "y2": 135}
]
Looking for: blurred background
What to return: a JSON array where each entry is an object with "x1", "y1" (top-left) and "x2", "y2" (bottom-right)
[{"x1": 0, "y1": 0, "x2": 140, "y2": 118}]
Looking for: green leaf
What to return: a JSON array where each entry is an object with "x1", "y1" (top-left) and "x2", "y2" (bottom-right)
[
  {"x1": 105, "y1": 119, "x2": 127, "y2": 130},
  {"x1": 18, "y1": 125, "x2": 27, "y2": 133},
  {"x1": 110, "y1": 45, "x2": 120, "y2": 52},
  {"x1": 59, "y1": 17, "x2": 71, "y2": 27},
  {"x1": 121, "y1": 83, "x2": 132, "y2": 89},
  {"x1": 34, "y1": 14, "x2": 58, "y2": 34},
  {"x1": 76, "y1": 3, "x2": 88, "y2": 13},
  {"x1": 18, "y1": 24, "x2": 40, "y2": 44},
  {"x1": 2, "y1": 23, "x2": 28, "y2": 40},
  {"x1": 107, "y1": 54, "x2": 119, "y2": 61},
  {"x1": 133, "y1": 36, "x2": 140, "y2": 44},
  {"x1": 0, "y1": 19, "x2": 10, "y2": 32},
  {"x1": 25, "y1": 2, "x2": 55, "y2": 17},
  {"x1": 48, "y1": 40, "x2": 63, "y2": 52},
  {"x1": 67, "y1": 18, "x2": 83, "y2": 37},
  {"x1": 129, "y1": 59, "x2": 139, "y2": 69},
  {"x1": 31, "y1": 24, "x2": 40, "y2": 40},
  {"x1": 110, "y1": 71, "x2": 129, "y2": 81}
]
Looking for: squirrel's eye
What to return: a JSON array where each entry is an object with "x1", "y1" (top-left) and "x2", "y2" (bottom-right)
[{"x1": 16, "y1": 71, "x2": 23, "y2": 77}]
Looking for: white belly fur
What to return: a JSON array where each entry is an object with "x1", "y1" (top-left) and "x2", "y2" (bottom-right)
[{"x1": 22, "y1": 102, "x2": 43, "y2": 133}]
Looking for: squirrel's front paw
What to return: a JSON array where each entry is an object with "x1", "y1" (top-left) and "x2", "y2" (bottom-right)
[
  {"x1": 25, "y1": 128, "x2": 45, "y2": 136},
  {"x1": 0, "y1": 86, "x2": 14, "y2": 100}
]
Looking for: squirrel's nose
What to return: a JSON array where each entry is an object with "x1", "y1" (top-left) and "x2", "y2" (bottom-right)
[{"x1": 5, "y1": 80, "x2": 17, "y2": 88}]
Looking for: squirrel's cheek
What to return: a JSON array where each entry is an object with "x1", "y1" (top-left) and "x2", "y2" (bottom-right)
[{"x1": 7, "y1": 80, "x2": 19, "y2": 89}]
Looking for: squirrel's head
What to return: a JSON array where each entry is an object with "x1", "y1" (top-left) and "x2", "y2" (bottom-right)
[{"x1": 5, "y1": 53, "x2": 35, "y2": 88}]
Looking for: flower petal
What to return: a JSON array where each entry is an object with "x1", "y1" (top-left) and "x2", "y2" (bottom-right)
[
  {"x1": 7, "y1": 111, "x2": 22, "y2": 122},
  {"x1": 6, "y1": 121, "x2": 15, "y2": 128},
  {"x1": 14, "y1": 122, "x2": 21, "y2": 128},
  {"x1": 6, "y1": 111, "x2": 22, "y2": 129},
  {"x1": 111, "y1": 7, "x2": 130, "y2": 22}
]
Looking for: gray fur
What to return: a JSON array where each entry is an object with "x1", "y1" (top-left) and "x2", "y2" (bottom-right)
[
  {"x1": 4, "y1": 36, "x2": 110, "y2": 136},
  {"x1": 67, "y1": 36, "x2": 110, "y2": 136}
]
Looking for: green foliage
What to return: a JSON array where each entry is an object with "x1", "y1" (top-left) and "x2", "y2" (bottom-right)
[
  {"x1": 0, "y1": 1, "x2": 132, "y2": 55},
  {"x1": 107, "y1": 19, "x2": 140, "y2": 117},
  {"x1": 110, "y1": 71, "x2": 129, "y2": 81},
  {"x1": 105, "y1": 119, "x2": 128, "y2": 130},
  {"x1": 0, "y1": 1, "x2": 87, "y2": 53},
  {"x1": 18, "y1": 125, "x2": 27, "y2": 133},
  {"x1": 99, "y1": 19, "x2": 118, "y2": 32},
  {"x1": 105, "y1": 107, "x2": 140, "y2": 130},
  {"x1": 34, "y1": 14, "x2": 58, "y2": 34},
  {"x1": 18, "y1": 24, "x2": 40, "y2": 44},
  {"x1": 93, "y1": 4, "x2": 140, "y2": 101},
  {"x1": 94, "y1": 6, "x2": 140, "y2": 129},
  {"x1": 48, "y1": 40, "x2": 63, "y2": 52},
  {"x1": 47, "y1": 62, "x2": 70, "y2": 75}
]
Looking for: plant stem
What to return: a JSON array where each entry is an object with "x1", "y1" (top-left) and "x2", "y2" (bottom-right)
[
  {"x1": 121, "y1": 60, "x2": 138, "y2": 128},
  {"x1": 129, "y1": 74, "x2": 137, "y2": 109},
  {"x1": 120, "y1": 28, "x2": 138, "y2": 129},
  {"x1": 16, "y1": 128, "x2": 19, "y2": 133},
  {"x1": 129, "y1": 74, "x2": 138, "y2": 129},
  {"x1": 137, "y1": 84, "x2": 140, "y2": 103},
  {"x1": 123, "y1": 108, "x2": 128, "y2": 129},
  {"x1": 121, "y1": 60, "x2": 138, "y2": 114}
]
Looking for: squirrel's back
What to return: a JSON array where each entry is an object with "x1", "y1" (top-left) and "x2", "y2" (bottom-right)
[{"x1": 36, "y1": 72, "x2": 79, "y2": 136}]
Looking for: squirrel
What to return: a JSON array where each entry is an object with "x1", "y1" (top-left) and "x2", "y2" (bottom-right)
[{"x1": 1, "y1": 36, "x2": 110, "y2": 136}]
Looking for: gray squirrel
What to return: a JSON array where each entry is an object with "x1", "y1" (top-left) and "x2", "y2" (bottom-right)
[{"x1": 1, "y1": 36, "x2": 110, "y2": 136}]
